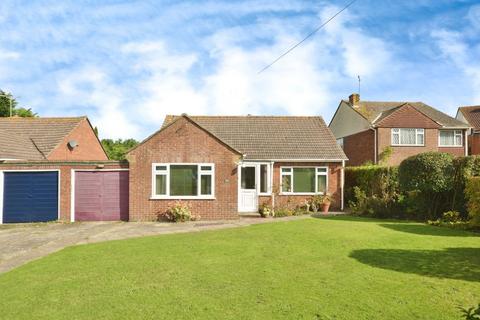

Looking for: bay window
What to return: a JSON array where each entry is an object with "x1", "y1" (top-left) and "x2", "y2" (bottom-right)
[
  {"x1": 152, "y1": 163, "x2": 214, "y2": 198},
  {"x1": 439, "y1": 130, "x2": 463, "y2": 147},
  {"x1": 281, "y1": 167, "x2": 328, "y2": 194},
  {"x1": 391, "y1": 128, "x2": 424, "y2": 146}
]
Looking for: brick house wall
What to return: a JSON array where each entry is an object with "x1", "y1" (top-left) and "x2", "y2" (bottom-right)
[
  {"x1": 48, "y1": 118, "x2": 108, "y2": 161},
  {"x1": 373, "y1": 106, "x2": 467, "y2": 166},
  {"x1": 377, "y1": 128, "x2": 467, "y2": 166},
  {"x1": 258, "y1": 162, "x2": 343, "y2": 211},
  {"x1": 0, "y1": 161, "x2": 127, "y2": 222},
  {"x1": 127, "y1": 117, "x2": 242, "y2": 221},
  {"x1": 343, "y1": 129, "x2": 375, "y2": 166},
  {"x1": 470, "y1": 134, "x2": 480, "y2": 155}
]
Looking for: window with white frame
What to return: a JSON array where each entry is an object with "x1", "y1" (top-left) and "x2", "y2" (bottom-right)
[
  {"x1": 152, "y1": 163, "x2": 214, "y2": 198},
  {"x1": 259, "y1": 164, "x2": 269, "y2": 194},
  {"x1": 280, "y1": 167, "x2": 328, "y2": 194},
  {"x1": 391, "y1": 128, "x2": 424, "y2": 146},
  {"x1": 439, "y1": 130, "x2": 463, "y2": 147}
]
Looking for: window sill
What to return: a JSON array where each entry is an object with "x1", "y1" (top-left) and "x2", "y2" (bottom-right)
[
  {"x1": 438, "y1": 145, "x2": 463, "y2": 148},
  {"x1": 391, "y1": 144, "x2": 425, "y2": 147},
  {"x1": 150, "y1": 196, "x2": 216, "y2": 200},
  {"x1": 279, "y1": 192, "x2": 325, "y2": 196}
]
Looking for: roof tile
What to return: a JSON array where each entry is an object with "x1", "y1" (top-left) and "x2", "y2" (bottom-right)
[{"x1": 164, "y1": 115, "x2": 347, "y2": 161}]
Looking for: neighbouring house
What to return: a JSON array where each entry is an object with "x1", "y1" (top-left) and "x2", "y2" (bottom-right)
[
  {"x1": 329, "y1": 94, "x2": 470, "y2": 166},
  {"x1": 127, "y1": 114, "x2": 347, "y2": 221},
  {"x1": 0, "y1": 116, "x2": 130, "y2": 224},
  {"x1": 0, "y1": 116, "x2": 107, "y2": 161},
  {"x1": 456, "y1": 105, "x2": 480, "y2": 155}
]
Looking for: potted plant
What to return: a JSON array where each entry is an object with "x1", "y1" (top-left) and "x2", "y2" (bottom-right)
[
  {"x1": 259, "y1": 203, "x2": 273, "y2": 218},
  {"x1": 321, "y1": 194, "x2": 333, "y2": 213}
]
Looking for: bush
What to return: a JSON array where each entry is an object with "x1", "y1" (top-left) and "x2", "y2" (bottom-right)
[
  {"x1": 162, "y1": 202, "x2": 198, "y2": 222},
  {"x1": 345, "y1": 165, "x2": 401, "y2": 218},
  {"x1": 399, "y1": 152, "x2": 454, "y2": 220},
  {"x1": 345, "y1": 165, "x2": 398, "y2": 202},
  {"x1": 451, "y1": 156, "x2": 480, "y2": 217},
  {"x1": 441, "y1": 210, "x2": 461, "y2": 223},
  {"x1": 274, "y1": 208, "x2": 293, "y2": 217},
  {"x1": 465, "y1": 177, "x2": 480, "y2": 227}
]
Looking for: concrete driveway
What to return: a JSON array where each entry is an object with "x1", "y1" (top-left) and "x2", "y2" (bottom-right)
[{"x1": 0, "y1": 215, "x2": 314, "y2": 274}]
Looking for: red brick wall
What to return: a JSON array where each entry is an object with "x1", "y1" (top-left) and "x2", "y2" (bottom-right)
[
  {"x1": 343, "y1": 130, "x2": 375, "y2": 166},
  {"x1": 48, "y1": 119, "x2": 108, "y2": 161},
  {"x1": 127, "y1": 117, "x2": 241, "y2": 221},
  {"x1": 258, "y1": 162, "x2": 343, "y2": 211},
  {"x1": 375, "y1": 104, "x2": 441, "y2": 129},
  {"x1": 377, "y1": 128, "x2": 467, "y2": 166},
  {"x1": 470, "y1": 134, "x2": 480, "y2": 155},
  {"x1": 0, "y1": 161, "x2": 127, "y2": 222}
]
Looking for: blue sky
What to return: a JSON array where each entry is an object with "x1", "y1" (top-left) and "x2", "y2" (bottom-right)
[{"x1": 0, "y1": 0, "x2": 479, "y2": 139}]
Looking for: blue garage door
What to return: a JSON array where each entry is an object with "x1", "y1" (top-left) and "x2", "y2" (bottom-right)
[{"x1": 3, "y1": 171, "x2": 59, "y2": 223}]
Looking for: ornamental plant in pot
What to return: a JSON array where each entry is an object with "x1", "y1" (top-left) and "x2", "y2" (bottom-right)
[{"x1": 319, "y1": 194, "x2": 333, "y2": 213}]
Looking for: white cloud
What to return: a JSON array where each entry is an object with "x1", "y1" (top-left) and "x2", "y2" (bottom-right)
[
  {"x1": 0, "y1": 1, "x2": 397, "y2": 139},
  {"x1": 432, "y1": 29, "x2": 480, "y2": 102},
  {"x1": 467, "y1": 4, "x2": 480, "y2": 30},
  {"x1": 57, "y1": 67, "x2": 140, "y2": 139}
]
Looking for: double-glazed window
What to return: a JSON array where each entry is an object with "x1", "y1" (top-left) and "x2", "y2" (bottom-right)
[
  {"x1": 280, "y1": 167, "x2": 328, "y2": 194},
  {"x1": 152, "y1": 163, "x2": 214, "y2": 198},
  {"x1": 439, "y1": 130, "x2": 463, "y2": 147},
  {"x1": 391, "y1": 128, "x2": 424, "y2": 146}
]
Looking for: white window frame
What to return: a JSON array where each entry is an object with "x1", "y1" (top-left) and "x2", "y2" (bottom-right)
[
  {"x1": 280, "y1": 166, "x2": 328, "y2": 195},
  {"x1": 257, "y1": 163, "x2": 271, "y2": 195},
  {"x1": 151, "y1": 163, "x2": 215, "y2": 199},
  {"x1": 391, "y1": 128, "x2": 425, "y2": 146},
  {"x1": 438, "y1": 130, "x2": 463, "y2": 147}
]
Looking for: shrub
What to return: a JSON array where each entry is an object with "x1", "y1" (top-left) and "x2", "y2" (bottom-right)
[
  {"x1": 465, "y1": 177, "x2": 480, "y2": 227},
  {"x1": 441, "y1": 210, "x2": 461, "y2": 223},
  {"x1": 451, "y1": 156, "x2": 480, "y2": 217},
  {"x1": 274, "y1": 208, "x2": 293, "y2": 217},
  {"x1": 259, "y1": 203, "x2": 273, "y2": 218},
  {"x1": 345, "y1": 165, "x2": 399, "y2": 203},
  {"x1": 162, "y1": 202, "x2": 198, "y2": 222},
  {"x1": 345, "y1": 166, "x2": 401, "y2": 218},
  {"x1": 399, "y1": 152, "x2": 454, "y2": 219}
]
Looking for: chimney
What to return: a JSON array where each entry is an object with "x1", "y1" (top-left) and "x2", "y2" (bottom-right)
[{"x1": 349, "y1": 93, "x2": 360, "y2": 106}]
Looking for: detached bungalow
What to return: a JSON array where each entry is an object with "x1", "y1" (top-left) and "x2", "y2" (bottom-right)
[{"x1": 127, "y1": 114, "x2": 347, "y2": 220}]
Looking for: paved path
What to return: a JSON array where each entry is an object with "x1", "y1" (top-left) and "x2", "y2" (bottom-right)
[{"x1": 0, "y1": 214, "x2": 343, "y2": 274}]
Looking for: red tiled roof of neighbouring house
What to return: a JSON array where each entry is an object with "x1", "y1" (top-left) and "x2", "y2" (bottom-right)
[
  {"x1": 0, "y1": 116, "x2": 86, "y2": 160},
  {"x1": 458, "y1": 105, "x2": 480, "y2": 131}
]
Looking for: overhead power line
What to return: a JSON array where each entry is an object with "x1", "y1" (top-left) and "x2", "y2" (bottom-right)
[{"x1": 257, "y1": 0, "x2": 358, "y2": 74}]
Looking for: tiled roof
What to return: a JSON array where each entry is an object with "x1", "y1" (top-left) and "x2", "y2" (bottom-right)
[
  {"x1": 345, "y1": 100, "x2": 468, "y2": 128},
  {"x1": 458, "y1": 105, "x2": 480, "y2": 131},
  {"x1": 0, "y1": 117, "x2": 85, "y2": 160},
  {"x1": 162, "y1": 115, "x2": 347, "y2": 161}
]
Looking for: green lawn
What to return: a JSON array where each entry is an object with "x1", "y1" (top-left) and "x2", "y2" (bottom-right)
[{"x1": 0, "y1": 217, "x2": 479, "y2": 320}]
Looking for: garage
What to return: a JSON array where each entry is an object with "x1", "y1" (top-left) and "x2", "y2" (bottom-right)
[
  {"x1": 73, "y1": 170, "x2": 129, "y2": 221},
  {"x1": 2, "y1": 171, "x2": 59, "y2": 223}
]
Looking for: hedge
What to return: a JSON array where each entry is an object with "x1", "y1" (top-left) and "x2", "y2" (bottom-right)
[
  {"x1": 346, "y1": 154, "x2": 480, "y2": 221},
  {"x1": 465, "y1": 177, "x2": 480, "y2": 227},
  {"x1": 344, "y1": 165, "x2": 398, "y2": 203}
]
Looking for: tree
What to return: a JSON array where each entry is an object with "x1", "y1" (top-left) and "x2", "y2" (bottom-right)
[
  {"x1": 0, "y1": 90, "x2": 37, "y2": 117},
  {"x1": 101, "y1": 139, "x2": 139, "y2": 160}
]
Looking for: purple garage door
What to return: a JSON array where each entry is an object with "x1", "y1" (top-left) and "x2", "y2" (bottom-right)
[{"x1": 74, "y1": 171, "x2": 129, "y2": 221}]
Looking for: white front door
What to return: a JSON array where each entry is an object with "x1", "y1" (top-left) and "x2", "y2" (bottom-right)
[{"x1": 239, "y1": 165, "x2": 258, "y2": 212}]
